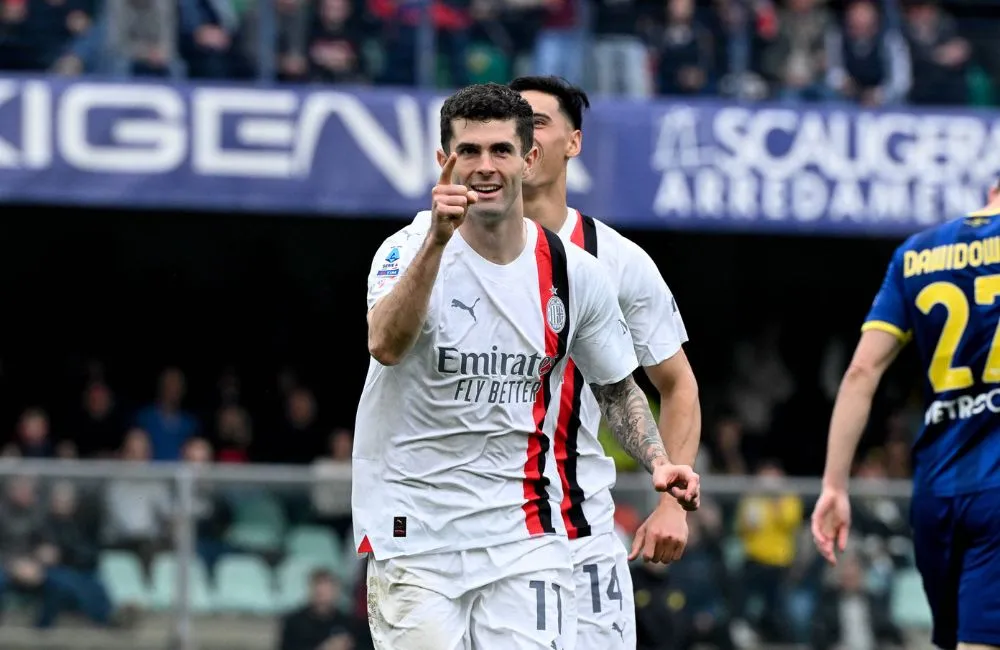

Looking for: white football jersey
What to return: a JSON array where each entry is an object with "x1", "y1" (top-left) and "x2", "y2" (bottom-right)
[
  {"x1": 553, "y1": 207, "x2": 689, "y2": 540},
  {"x1": 353, "y1": 212, "x2": 639, "y2": 559}
]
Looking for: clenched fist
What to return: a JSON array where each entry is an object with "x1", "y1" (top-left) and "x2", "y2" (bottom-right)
[{"x1": 430, "y1": 153, "x2": 478, "y2": 246}]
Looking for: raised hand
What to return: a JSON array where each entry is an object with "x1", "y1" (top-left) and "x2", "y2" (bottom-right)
[{"x1": 430, "y1": 153, "x2": 478, "y2": 246}]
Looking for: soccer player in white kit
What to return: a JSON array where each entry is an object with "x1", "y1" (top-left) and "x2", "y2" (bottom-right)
[
  {"x1": 511, "y1": 76, "x2": 703, "y2": 649},
  {"x1": 354, "y1": 84, "x2": 701, "y2": 650}
]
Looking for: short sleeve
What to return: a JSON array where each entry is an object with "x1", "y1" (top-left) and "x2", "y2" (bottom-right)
[
  {"x1": 366, "y1": 221, "x2": 424, "y2": 311},
  {"x1": 570, "y1": 255, "x2": 639, "y2": 386},
  {"x1": 862, "y1": 246, "x2": 912, "y2": 342},
  {"x1": 619, "y1": 244, "x2": 689, "y2": 367}
]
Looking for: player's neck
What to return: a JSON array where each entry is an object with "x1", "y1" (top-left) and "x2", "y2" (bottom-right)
[
  {"x1": 523, "y1": 176, "x2": 569, "y2": 233},
  {"x1": 461, "y1": 213, "x2": 527, "y2": 265}
]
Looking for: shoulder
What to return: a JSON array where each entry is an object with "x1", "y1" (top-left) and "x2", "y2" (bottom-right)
[
  {"x1": 589, "y1": 215, "x2": 663, "y2": 284},
  {"x1": 372, "y1": 213, "x2": 431, "y2": 260}
]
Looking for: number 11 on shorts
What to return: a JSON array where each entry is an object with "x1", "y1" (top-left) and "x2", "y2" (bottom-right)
[{"x1": 529, "y1": 580, "x2": 563, "y2": 633}]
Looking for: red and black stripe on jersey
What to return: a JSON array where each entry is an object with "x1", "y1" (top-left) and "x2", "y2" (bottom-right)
[
  {"x1": 523, "y1": 222, "x2": 572, "y2": 535},
  {"x1": 555, "y1": 212, "x2": 598, "y2": 539}
]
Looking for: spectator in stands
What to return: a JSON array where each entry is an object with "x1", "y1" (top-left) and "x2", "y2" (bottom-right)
[
  {"x1": 215, "y1": 404, "x2": 253, "y2": 463},
  {"x1": 633, "y1": 504, "x2": 734, "y2": 649},
  {"x1": 810, "y1": 551, "x2": 902, "y2": 649},
  {"x1": 0, "y1": 476, "x2": 52, "y2": 625},
  {"x1": 591, "y1": 0, "x2": 651, "y2": 97},
  {"x1": 759, "y1": 0, "x2": 837, "y2": 102},
  {"x1": 0, "y1": 0, "x2": 97, "y2": 71},
  {"x1": 180, "y1": 0, "x2": 240, "y2": 79},
  {"x1": 37, "y1": 481, "x2": 119, "y2": 628},
  {"x1": 238, "y1": 0, "x2": 310, "y2": 80},
  {"x1": 884, "y1": 433, "x2": 911, "y2": 479},
  {"x1": 308, "y1": 0, "x2": 370, "y2": 84},
  {"x1": 370, "y1": 0, "x2": 471, "y2": 87},
  {"x1": 183, "y1": 437, "x2": 234, "y2": 570},
  {"x1": 728, "y1": 324, "x2": 794, "y2": 438},
  {"x1": 734, "y1": 459, "x2": 802, "y2": 642},
  {"x1": 135, "y1": 366, "x2": 199, "y2": 462},
  {"x1": 312, "y1": 428, "x2": 354, "y2": 542},
  {"x1": 704, "y1": 413, "x2": 750, "y2": 478},
  {"x1": 532, "y1": 0, "x2": 586, "y2": 86},
  {"x1": 13, "y1": 407, "x2": 54, "y2": 459},
  {"x1": 653, "y1": 0, "x2": 715, "y2": 97},
  {"x1": 274, "y1": 386, "x2": 324, "y2": 465},
  {"x1": 903, "y1": 0, "x2": 970, "y2": 105},
  {"x1": 56, "y1": 0, "x2": 179, "y2": 76},
  {"x1": 103, "y1": 428, "x2": 173, "y2": 570},
  {"x1": 826, "y1": 0, "x2": 911, "y2": 106},
  {"x1": 75, "y1": 380, "x2": 125, "y2": 458},
  {"x1": 851, "y1": 449, "x2": 909, "y2": 541},
  {"x1": 278, "y1": 569, "x2": 362, "y2": 650}
]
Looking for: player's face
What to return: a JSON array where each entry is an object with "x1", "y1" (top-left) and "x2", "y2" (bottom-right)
[
  {"x1": 519, "y1": 90, "x2": 581, "y2": 189},
  {"x1": 440, "y1": 118, "x2": 538, "y2": 220}
]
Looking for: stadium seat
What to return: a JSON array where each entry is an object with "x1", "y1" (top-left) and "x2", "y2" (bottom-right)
[
  {"x1": 721, "y1": 536, "x2": 746, "y2": 572},
  {"x1": 98, "y1": 550, "x2": 150, "y2": 608},
  {"x1": 890, "y1": 568, "x2": 932, "y2": 630},
  {"x1": 149, "y1": 553, "x2": 214, "y2": 613},
  {"x1": 225, "y1": 492, "x2": 287, "y2": 552},
  {"x1": 285, "y1": 525, "x2": 342, "y2": 561},
  {"x1": 276, "y1": 556, "x2": 343, "y2": 611},
  {"x1": 214, "y1": 554, "x2": 277, "y2": 615}
]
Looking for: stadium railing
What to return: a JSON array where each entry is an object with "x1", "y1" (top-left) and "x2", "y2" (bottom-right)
[{"x1": 0, "y1": 460, "x2": 920, "y2": 650}]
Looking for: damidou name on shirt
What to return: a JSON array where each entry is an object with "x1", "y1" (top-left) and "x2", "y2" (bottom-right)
[{"x1": 436, "y1": 346, "x2": 557, "y2": 405}]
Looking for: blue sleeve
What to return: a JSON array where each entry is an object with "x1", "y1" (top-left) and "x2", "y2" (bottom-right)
[{"x1": 862, "y1": 246, "x2": 912, "y2": 343}]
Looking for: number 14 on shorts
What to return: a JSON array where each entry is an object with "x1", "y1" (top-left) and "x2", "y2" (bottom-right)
[{"x1": 582, "y1": 564, "x2": 623, "y2": 613}]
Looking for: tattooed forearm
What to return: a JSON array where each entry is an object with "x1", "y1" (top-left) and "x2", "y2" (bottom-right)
[{"x1": 591, "y1": 376, "x2": 669, "y2": 473}]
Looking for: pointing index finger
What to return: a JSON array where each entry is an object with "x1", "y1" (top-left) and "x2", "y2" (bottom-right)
[{"x1": 439, "y1": 153, "x2": 457, "y2": 186}]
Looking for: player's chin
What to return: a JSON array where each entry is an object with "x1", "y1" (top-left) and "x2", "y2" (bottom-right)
[{"x1": 469, "y1": 203, "x2": 505, "y2": 221}]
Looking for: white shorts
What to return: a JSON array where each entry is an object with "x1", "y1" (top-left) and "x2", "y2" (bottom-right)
[
  {"x1": 366, "y1": 535, "x2": 578, "y2": 650},
  {"x1": 570, "y1": 531, "x2": 636, "y2": 649}
]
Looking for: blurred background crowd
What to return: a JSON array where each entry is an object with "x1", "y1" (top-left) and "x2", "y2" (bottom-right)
[{"x1": 0, "y1": 0, "x2": 998, "y2": 105}]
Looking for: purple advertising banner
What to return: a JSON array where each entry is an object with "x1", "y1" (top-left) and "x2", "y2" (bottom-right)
[{"x1": 0, "y1": 75, "x2": 998, "y2": 236}]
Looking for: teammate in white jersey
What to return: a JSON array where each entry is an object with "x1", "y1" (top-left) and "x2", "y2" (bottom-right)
[
  {"x1": 511, "y1": 76, "x2": 702, "y2": 649},
  {"x1": 355, "y1": 83, "x2": 700, "y2": 650}
]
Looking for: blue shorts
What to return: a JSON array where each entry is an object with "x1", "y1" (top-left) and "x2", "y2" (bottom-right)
[{"x1": 911, "y1": 489, "x2": 1000, "y2": 649}]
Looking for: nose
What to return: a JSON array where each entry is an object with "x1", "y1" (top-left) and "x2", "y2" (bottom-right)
[{"x1": 473, "y1": 151, "x2": 498, "y2": 177}]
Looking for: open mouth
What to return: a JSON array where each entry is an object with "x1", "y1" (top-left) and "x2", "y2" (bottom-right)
[{"x1": 470, "y1": 183, "x2": 502, "y2": 199}]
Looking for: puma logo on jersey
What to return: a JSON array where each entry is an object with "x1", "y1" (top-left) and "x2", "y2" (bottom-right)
[
  {"x1": 611, "y1": 622, "x2": 625, "y2": 640},
  {"x1": 451, "y1": 297, "x2": 480, "y2": 322}
]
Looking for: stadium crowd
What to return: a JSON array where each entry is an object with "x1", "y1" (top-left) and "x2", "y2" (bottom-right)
[
  {"x1": 0, "y1": 317, "x2": 920, "y2": 649},
  {"x1": 0, "y1": 0, "x2": 997, "y2": 105}
]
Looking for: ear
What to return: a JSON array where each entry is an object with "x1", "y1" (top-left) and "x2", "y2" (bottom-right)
[
  {"x1": 522, "y1": 143, "x2": 540, "y2": 178},
  {"x1": 436, "y1": 149, "x2": 448, "y2": 168},
  {"x1": 566, "y1": 130, "x2": 582, "y2": 159}
]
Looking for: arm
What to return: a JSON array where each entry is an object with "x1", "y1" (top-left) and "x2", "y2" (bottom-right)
[
  {"x1": 645, "y1": 352, "x2": 700, "y2": 511},
  {"x1": 590, "y1": 376, "x2": 669, "y2": 474},
  {"x1": 645, "y1": 351, "x2": 700, "y2": 468},
  {"x1": 367, "y1": 234, "x2": 444, "y2": 366},
  {"x1": 624, "y1": 245, "x2": 701, "y2": 482},
  {"x1": 821, "y1": 329, "x2": 903, "y2": 491}
]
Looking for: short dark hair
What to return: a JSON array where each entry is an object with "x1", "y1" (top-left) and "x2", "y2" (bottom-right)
[
  {"x1": 508, "y1": 76, "x2": 591, "y2": 131},
  {"x1": 310, "y1": 568, "x2": 336, "y2": 585},
  {"x1": 440, "y1": 83, "x2": 534, "y2": 156}
]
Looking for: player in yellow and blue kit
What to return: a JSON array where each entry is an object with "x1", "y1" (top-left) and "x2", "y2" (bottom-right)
[{"x1": 812, "y1": 181, "x2": 1000, "y2": 650}]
